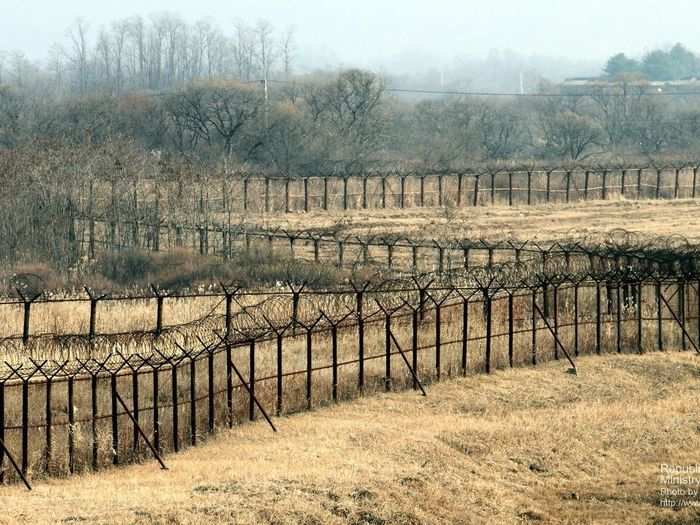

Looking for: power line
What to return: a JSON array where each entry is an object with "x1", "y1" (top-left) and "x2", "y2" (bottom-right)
[
  {"x1": 384, "y1": 87, "x2": 700, "y2": 98},
  {"x1": 239, "y1": 80, "x2": 700, "y2": 98},
  {"x1": 114, "y1": 78, "x2": 700, "y2": 102}
]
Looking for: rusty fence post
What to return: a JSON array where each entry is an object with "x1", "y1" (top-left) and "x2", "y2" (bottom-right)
[
  {"x1": 0, "y1": 381, "x2": 4, "y2": 484},
  {"x1": 249, "y1": 341, "x2": 256, "y2": 421},
  {"x1": 508, "y1": 172, "x2": 513, "y2": 206},
  {"x1": 323, "y1": 177, "x2": 329, "y2": 211},
  {"x1": 508, "y1": 292, "x2": 514, "y2": 367},
  {"x1": 531, "y1": 287, "x2": 538, "y2": 365},
  {"x1": 16, "y1": 290, "x2": 40, "y2": 346},
  {"x1": 636, "y1": 168, "x2": 642, "y2": 199},
  {"x1": 150, "y1": 286, "x2": 165, "y2": 336},
  {"x1": 674, "y1": 169, "x2": 680, "y2": 199},
  {"x1": 362, "y1": 177, "x2": 368, "y2": 209},
  {"x1": 285, "y1": 178, "x2": 291, "y2": 213},
  {"x1": 473, "y1": 175, "x2": 480, "y2": 207},
  {"x1": 412, "y1": 308, "x2": 419, "y2": 388},
  {"x1": 573, "y1": 283, "x2": 579, "y2": 357},
  {"x1": 656, "y1": 281, "x2": 664, "y2": 351},
  {"x1": 602, "y1": 170, "x2": 608, "y2": 200},
  {"x1": 189, "y1": 356, "x2": 197, "y2": 446},
  {"x1": 484, "y1": 292, "x2": 493, "y2": 373},
  {"x1": 595, "y1": 281, "x2": 602, "y2": 354},
  {"x1": 352, "y1": 283, "x2": 369, "y2": 393},
  {"x1": 457, "y1": 173, "x2": 463, "y2": 207},
  {"x1": 303, "y1": 178, "x2": 309, "y2": 212},
  {"x1": 637, "y1": 281, "x2": 644, "y2": 354},
  {"x1": 461, "y1": 294, "x2": 470, "y2": 375},
  {"x1": 490, "y1": 172, "x2": 496, "y2": 205}
]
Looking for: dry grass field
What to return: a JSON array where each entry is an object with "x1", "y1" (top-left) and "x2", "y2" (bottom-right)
[
  {"x1": 2, "y1": 352, "x2": 699, "y2": 525},
  {"x1": 253, "y1": 199, "x2": 700, "y2": 243},
  {"x1": 1, "y1": 194, "x2": 698, "y2": 522},
  {"x1": 5, "y1": 199, "x2": 698, "y2": 358}
]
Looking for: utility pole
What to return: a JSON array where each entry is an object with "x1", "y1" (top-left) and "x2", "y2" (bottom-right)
[
  {"x1": 262, "y1": 41, "x2": 269, "y2": 130},
  {"x1": 264, "y1": 77, "x2": 269, "y2": 128}
]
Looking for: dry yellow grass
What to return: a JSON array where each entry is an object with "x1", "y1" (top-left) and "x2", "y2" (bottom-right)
[
  {"x1": 6, "y1": 198, "x2": 696, "y2": 349},
  {"x1": 2, "y1": 352, "x2": 699, "y2": 525},
  {"x1": 251, "y1": 198, "x2": 700, "y2": 243}
]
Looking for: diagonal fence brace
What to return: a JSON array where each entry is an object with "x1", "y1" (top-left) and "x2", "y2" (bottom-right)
[
  {"x1": 214, "y1": 333, "x2": 277, "y2": 432},
  {"x1": 0, "y1": 435, "x2": 32, "y2": 490},
  {"x1": 532, "y1": 301, "x2": 578, "y2": 374},
  {"x1": 658, "y1": 290, "x2": 700, "y2": 354},
  {"x1": 114, "y1": 390, "x2": 168, "y2": 470},
  {"x1": 227, "y1": 355, "x2": 278, "y2": 432},
  {"x1": 387, "y1": 329, "x2": 427, "y2": 396}
]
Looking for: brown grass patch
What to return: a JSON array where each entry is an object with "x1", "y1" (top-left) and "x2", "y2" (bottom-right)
[{"x1": 1, "y1": 352, "x2": 699, "y2": 524}]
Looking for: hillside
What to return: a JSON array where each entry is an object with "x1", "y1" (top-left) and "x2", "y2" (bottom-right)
[{"x1": 2, "y1": 352, "x2": 699, "y2": 525}]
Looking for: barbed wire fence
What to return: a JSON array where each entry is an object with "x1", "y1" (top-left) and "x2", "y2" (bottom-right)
[
  {"x1": 3, "y1": 160, "x2": 699, "y2": 268},
  {"x1": 75, "y1": 162, "x2": 700, "y2": 220},
  {"x1": 0, "y1": 238, "x2": 699, "y2": 486}
]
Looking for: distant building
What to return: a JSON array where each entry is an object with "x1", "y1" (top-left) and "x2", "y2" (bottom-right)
[{"x1": 561, "y1": 76, "x2": 700, "y2": 93}]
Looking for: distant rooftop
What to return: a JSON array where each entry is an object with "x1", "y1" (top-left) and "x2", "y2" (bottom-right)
[{"x1": 562, "y1": 77, "x2": 700, "y2": 86}]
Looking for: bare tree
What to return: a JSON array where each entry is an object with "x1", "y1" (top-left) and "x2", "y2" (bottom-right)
[
  {"x1": 9, "y1": 51, "x2": 32, "y2": 88},
  {"x1": 124, "y1": 16, "x2": 147, "y2": 88},
  {"x1": 303, "y1": 69, "x2": 386, "y2": 169},
  {"x1": 110, "y1": 20, "x2": 128, "y2": 95},
  {"x1": 96, "y1": 27, "x2": 112, "y2": 90},
  {"x1": 204, "y1": 81, "x2": 262, "y2": 156},
  {"x1": 163, "y1": 81, "x2": 262, "y2": 156},
  {"x1": 256, "y1": 20, "x2": 275, "y2": 76},
  {"x1": 281, "y1": 26, "x2": 295, "y2": 79},
  {"x1": 66, "y1": 18, "x2": 90, "y2": 95},
  {"x1": 476, "y1": 102, "x2": 528, "y2": 160},
  {"x1": 232, "y1": 21, "x2": 255, "y2": 81},
  {"x1": 163, "y1": 84, "x2": 212, "y2": 152},
  {"x1": 203, "y1": 24, "x2": 227, "y2": 79},
  {"x1": 539, "y1": 110, "x2": 603, "y2": 160},
  {"x1": 0, "y1": 86, "x2": 24, "y2": 147},
  {"x1": 628, "y1": 98, "x2": 677, "y2": 155}
]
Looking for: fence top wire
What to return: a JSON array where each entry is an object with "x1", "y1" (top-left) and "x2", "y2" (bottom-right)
[
  {"x1": 3, "y1": 229, "x2": 699, "y2": 305},
  {"x1": 0, "y1": 257, "x2": 697, "y2": 380},
  {"x1": 74, "y1": 219, "x2": 700, "y2": 259},
  {"x1": 74, "y1": 159, "x2": 700, "y2": 182}
]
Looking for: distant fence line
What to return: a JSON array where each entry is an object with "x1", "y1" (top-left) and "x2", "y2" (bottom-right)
[
  {"x1": 77, "y1": 218, "x2": 577, "y2": 272},
  {"x1": 74, "y1": 164, "x2": 700, "y2": 221},
  {"x1": 74, "y1": 219, "x2": 700, "y2": 276},
  {"x1": 1, "y1": 236, "x2": 686, "y2": 354},
  {"x1": 5, "y1": 162, "x2": 700, "y2": 267},
  {"x1": 0, "y1": 266, "x2": 699, "y2": 485}
]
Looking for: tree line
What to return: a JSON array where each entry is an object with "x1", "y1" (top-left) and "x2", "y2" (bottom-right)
[
  {"x1": 3, "y1": 74, "x2": 700, "y2": 170},
  {"x1": 2, "y1": 18, "x2": 700, "y2": 172},
  {"x1": 604, "y1": 43, "x2": 700, "y2": 81},
  {"x1": 0, "y1": 15, "x2": 294, "y2": 95}
]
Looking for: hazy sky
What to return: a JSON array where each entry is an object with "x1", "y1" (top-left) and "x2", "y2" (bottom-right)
[{"x1": 3, "y1": 0, "x2": 700, "y2": 69}]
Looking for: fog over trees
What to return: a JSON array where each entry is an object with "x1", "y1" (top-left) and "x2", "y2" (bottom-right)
[
  {"x1": 2, "y1": 6, "x2": 700, "y2": 282},
  {"x1": 2, "y1": 13, "x2": 700, "y2": 174}
]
